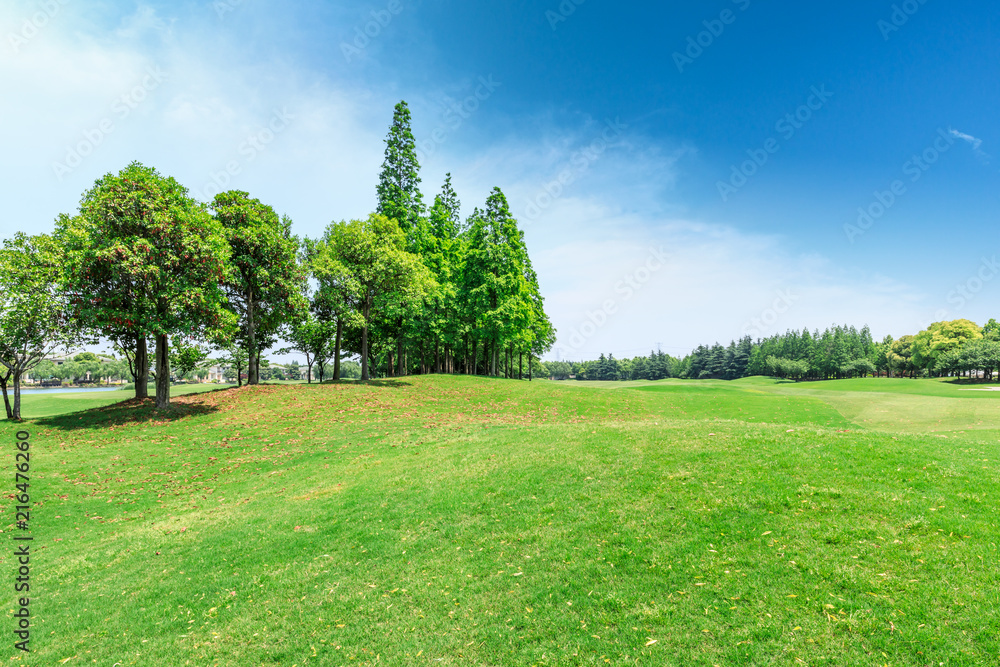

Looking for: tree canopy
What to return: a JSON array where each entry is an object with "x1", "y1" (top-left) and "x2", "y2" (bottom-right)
[{"x1": 56, "y1": 161, "x2": 235, "y2": 408}]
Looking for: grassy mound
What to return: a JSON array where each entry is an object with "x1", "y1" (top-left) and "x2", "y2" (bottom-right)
[{"x1": 3, "y1": 376, "x2": 998, "y2": 665}]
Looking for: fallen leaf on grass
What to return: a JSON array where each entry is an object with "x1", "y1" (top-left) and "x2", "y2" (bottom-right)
[{"x1": 645, "y1": 639, "x2": 657, "y2": 646}]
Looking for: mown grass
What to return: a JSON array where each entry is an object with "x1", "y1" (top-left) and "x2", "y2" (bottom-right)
[
  {"x1": 13, "y1": 383, "x2": 238, "y2": 419},
  {"x1": 1, "y1": 376, "x2": 998, "y2": 666}
]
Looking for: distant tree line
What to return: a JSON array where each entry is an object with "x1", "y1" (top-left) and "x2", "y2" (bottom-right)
[
  {"x1": 0, "y1": 101, "x2": 554, "y2": 420},
  {"x1": 556, "y1": 319, "x2": 1000, "y2": 382}
]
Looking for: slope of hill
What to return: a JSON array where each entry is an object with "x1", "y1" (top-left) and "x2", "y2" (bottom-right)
[{"x1": 3, "y1": 376, "x2": 998, "y2": 665}]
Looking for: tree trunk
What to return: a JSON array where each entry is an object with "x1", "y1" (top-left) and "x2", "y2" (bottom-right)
[
  {"x1": 12, "y1": 370, "x2": 22, "y2": 421},
  {"x1": 135, "y1": 337, "x2": 149, "y2": 399},
  {"x1": 387, "y1": 349, "x2": 394, "y2": 378},
  {"x1": 529, "y1": 356, "x2": 533, "y2": 381},
  {"x1": 155, "y1": 334, "x2": 171, "y2": 409},
  {"x1": 397, "y1": 338, "x2": 404, "y2": 377},
  {"x1": 519, "y1": 352, "x2": 523, "y2": 380},
  {"x1": 361, "y1": 298, "x2": 371, "y2": 381},
  {"x1": 0, "y1": 370, "x2": 12, "y2": 419},
  {"x1": 333, "y1": 317, "x2": 343, "y2": 381},
  {"x1": 247, "y1": 295, "x2": 259, "y2": 385}
]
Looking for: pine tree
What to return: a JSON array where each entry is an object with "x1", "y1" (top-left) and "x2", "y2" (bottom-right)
[{"x1": 376, "y1": 101, "x2": 424, "y2": 247}]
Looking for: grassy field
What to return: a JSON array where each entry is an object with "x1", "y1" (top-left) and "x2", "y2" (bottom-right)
[
  {"x1": 12, "y1": 384, "x2": 239, "y2": 419},
  {"x1": 2, "y1": 375, "x2": 998, "y2": 666}
]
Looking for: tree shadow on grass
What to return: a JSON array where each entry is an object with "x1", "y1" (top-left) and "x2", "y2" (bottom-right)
[
  {"x1": 943, "y1": 378, "x2": 1000, "y2": 386},
  {"x1": 33, "y1": 389, "x2": 227, "y2": 432},
  {"x1": 359, "y1": 379, "x2": 413, "y2": 389},
  {"x1": 312, "y1": 378, "x2": 413, "y2": 389}
]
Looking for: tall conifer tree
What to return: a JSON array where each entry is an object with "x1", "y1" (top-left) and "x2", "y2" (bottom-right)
[{"x1": 376, "y1": 101, "x2": 424, "y2": 247}]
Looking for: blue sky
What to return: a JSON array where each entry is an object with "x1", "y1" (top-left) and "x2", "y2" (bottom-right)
[{"x1": 2, "y1": 0, "x2": 997, "y2": 361}]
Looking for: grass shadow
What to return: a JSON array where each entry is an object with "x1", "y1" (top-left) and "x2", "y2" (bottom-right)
[
  {"x1": 32, "y1": 389, "x2": 228, "y2": 431},
  {"x1": 356, "y1": 379, "x2": 413, "y2": 388},
  {"x1": 943, "y1": 378, "x2": 1000, "y2": 386},
  {"x1": 306, "y1": 378, "x2": 413, "y2": 388}
]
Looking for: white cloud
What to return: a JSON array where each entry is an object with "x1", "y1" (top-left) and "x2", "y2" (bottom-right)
[
  {"x1": 419, "y1": 117, "x2": 934, "y2": 360},
  {"x1": 949, "y1": 128, "x2": 989, "y2": 163},
  {"x1": 530, "y1": 211, "x2": 929, "y2": 360},
  {"x1": 0, "y1": 2, "x2": 393, "y2": 240},
  {"x1": 0, "y1": 2, "x2": 956, "y2": 366}
]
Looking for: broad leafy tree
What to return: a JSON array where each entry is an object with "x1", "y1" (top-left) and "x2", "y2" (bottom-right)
[
  {"x1": 280, "y1": 312, "x2": 338, "y2": 384},
  {"x1": 317, "y1": 214, "x2": 433, "y2": 380},
  {"x1": 0, "y1": 233, "x2": 73, "y2": 419},
  {"x1": 911, "y1": 319, "x2": 983, "y2": 372},
  {"x1": 212, "y1": 191, "x2": 305, "y2": 385},
  {"x1": 170, "y1": 336, "x2": 209, "y2": 380},
  {"x1": 57, "y1": 162, "x2": 235, "y2": 408}
]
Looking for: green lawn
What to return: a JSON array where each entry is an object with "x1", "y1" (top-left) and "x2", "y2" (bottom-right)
[
  {"x1": 2, "y1": 376, "x2": 998, "y2": 665},
  {"x1": 12, "y1": 384, "x2": 238, "y2": 419}
]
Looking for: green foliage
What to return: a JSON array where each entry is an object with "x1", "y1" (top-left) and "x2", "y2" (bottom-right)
[
  {"x1": 461, "y1": 188, "x2": 553, "y2": 377},
  {"x1": 281, "y1": 311, "x2": 338, "y2": 383},
  {"x1": 984, "y1": 318, "x2": 1000, "y2": 341},
  {"x1": 17, "y1": 104, "x2": 554, "y2": 393},
  {"x1": 317, "y1": 214, "x2": 434, "y2": 380},
  {"x1": 0, "y1": 232, "x2": 73, "y2": 418},
  {"x1": 169, "y1": 336, "x2": 209, "y2": 379},
  {"x1": 376, "y1": 100, "x2": 424, "y2": 245},
  {"x1": 338, "y1": 359, "x2": 362, "y2": 379},
  {"x1": 911, "y1": 319, "x2": 983, "y2": 370},
  {"x1": 634, "y1": 322, "x2": 998, "y2": 385},
  {"x1": 212, "y1": 190, "x2": 306, "y2": 385},
  {"x1": 766, "y1": 355, "x2": 810, "y2": 380},
  {"x1": 56, "y1": 161, "x2": 235, "y2": 407}
]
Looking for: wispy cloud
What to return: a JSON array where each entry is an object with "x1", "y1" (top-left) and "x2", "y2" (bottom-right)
[
  {"x1": 949, "y1": 128, "x2": 990, "y2": 163},
  {"x1": 0, "y1": 2, "x2": 984, "y2": 363}
]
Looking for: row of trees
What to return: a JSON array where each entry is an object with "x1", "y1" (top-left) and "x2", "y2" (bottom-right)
[
  {"x1": 544, "y1": 351, "x2": 680, "y2": 382},
  {"x1": 281, "y1": 101, "x2": 554, "y2": 385},
  {"x1": 30, "y1": 353, "x2": 130, "y2": 385},
  {"x1": 564, "y1": 319, "x2": 1000, "y2": 382},
  {"x1": 0, "y1": 101, "x2": 554, "y2": 419}
]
